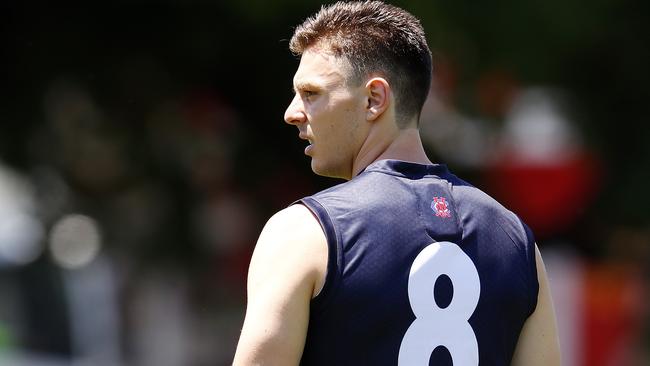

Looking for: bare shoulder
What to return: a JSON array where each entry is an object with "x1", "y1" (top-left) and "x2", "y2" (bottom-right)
[
  {"x1": 264, "y1": 204, "x2": 323, "y2": 236},
  {"x1": 258, "y1": 204, "x2": 326, "y2": 256},
  {"x1": 249, "y1": 204, "x2": 328, "y2": 299},
  {"x1": 234, "y1": 204, "x2": 328, "y2": 365}
]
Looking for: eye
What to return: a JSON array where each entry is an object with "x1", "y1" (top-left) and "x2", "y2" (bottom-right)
[{"x1": 302, "y1": 90, "x2": 316, "y2": 99}]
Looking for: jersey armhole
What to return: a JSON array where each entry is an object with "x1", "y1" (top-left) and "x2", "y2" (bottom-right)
[
  {"x1": 294, "y1": 197, "x2": 342, "y2": 313},
  {"x1": 521, "y1": 220, "x2": 539, "y2": 317},
  {"x1": 498, "y1": 214, "x2": 540, "y2": 318}
]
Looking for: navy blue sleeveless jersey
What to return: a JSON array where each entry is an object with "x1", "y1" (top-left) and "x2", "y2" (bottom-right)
[{"x1": 296, "y1": 160, "x2": 538, "y2": 366}]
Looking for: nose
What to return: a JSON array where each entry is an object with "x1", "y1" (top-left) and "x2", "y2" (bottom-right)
[{"x1": 284, "y1": 94, "x2": 306, "y2": 125}]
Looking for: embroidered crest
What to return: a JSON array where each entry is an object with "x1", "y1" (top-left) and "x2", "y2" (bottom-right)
[{"x1": 431, "y1": 197, "x2": 451, "y2": 218}]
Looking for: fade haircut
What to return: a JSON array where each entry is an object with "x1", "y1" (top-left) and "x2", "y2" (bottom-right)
[{"x1": 289, "y1": 1, "x2": 432, "y2": 128}]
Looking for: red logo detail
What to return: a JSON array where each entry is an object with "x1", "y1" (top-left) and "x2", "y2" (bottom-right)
[{"x1": 431, "y1": 197, "x2": 451, "y2": 218}]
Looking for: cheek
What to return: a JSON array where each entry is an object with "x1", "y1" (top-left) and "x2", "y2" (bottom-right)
[{"x1": 312, "y1": 95, "x2": 364, "y2": 145}]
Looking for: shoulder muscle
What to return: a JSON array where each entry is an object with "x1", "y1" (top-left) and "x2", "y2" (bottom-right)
[
  {"x1": 233, "y1": 204, "x2": 327, "y2": 366},
  {"x1": 247, "y1": 204, "x2": 327, "y2": 298}
]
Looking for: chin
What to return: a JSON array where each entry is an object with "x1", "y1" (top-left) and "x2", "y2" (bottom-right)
[
  {"x1": 310, "y1": 159, "x2": 350, "y2": 180},
  {"x1": 310, "y1": 159, "x2": 328, "y2": 176}
]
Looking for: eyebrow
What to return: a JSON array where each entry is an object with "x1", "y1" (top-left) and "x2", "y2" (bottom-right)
[{"x1": 292, "y1": 80, "x2": 320, "y2": 94}]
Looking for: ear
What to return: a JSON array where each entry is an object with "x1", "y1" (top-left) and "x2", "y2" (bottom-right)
[{"x1": 365, "y1": 77, "x2": 390, "y2": 121}]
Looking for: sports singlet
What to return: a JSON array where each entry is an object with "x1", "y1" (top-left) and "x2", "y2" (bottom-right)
[{"x1": 297, "y1": 159, "x2": 538, "y2": 366}]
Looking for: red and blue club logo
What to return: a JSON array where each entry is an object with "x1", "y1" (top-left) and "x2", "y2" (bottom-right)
[{"x1": 431, "y1": 197, "x2": 451, "y2": 218}]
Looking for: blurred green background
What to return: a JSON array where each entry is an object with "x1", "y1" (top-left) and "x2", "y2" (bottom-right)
[{"x1": 0, "y1": 1, "x2": 648, "y2": 365}]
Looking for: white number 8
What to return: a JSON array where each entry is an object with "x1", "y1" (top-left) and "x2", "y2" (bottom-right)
[{"x1": 398, "y1": 242, "x2": 481, "y2": 365}]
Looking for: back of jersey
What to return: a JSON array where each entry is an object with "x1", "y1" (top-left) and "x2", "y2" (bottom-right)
[{"x1": 298, "y1": 160, "x2": 538, "y2": 366}]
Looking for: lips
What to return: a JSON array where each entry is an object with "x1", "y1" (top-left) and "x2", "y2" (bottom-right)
[
  {"x1": 299, "y1": 133, "x2": 313, "y2": 145},
  {"x1": 299, "y1": 133, "x2": 314, "y2": 155}
]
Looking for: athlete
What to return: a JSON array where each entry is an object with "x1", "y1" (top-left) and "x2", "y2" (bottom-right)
[{"x1": 233, "y1": 1, "x2": 560, "y2": 365}]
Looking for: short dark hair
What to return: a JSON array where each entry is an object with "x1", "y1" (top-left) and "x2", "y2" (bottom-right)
[{"x1": 289, "y1": 1, "x2": 432, "y2": 128}]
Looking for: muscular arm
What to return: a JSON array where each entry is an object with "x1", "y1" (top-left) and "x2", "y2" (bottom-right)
[
  {"x1": 511, "y1": 245, "x2": 561, "y2": 366},
  {"x1": 233, "y1": 204, "x2": 328, "y2": 366}
]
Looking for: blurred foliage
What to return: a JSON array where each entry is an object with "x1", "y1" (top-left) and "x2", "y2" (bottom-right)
[{"x1": 1, "y1": 0, "x2": 649, "y2": 237}]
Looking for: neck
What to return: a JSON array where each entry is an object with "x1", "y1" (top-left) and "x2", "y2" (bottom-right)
[{"x1": 351, "y1": 126, "x2": 432, "y2": 179}]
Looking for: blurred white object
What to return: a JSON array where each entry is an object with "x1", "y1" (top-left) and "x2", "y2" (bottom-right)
[
  {"x1": 501, "y1": 88, "x2": 580, "y2": 163},
  {"x1": 0, "y1": 163, "x2": 45, "y2": 267},
  {"x1": 49, "y1": 214, "x2": 101, "y2": 269}
]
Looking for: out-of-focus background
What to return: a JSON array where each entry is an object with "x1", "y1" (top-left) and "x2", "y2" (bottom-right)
[{"x1": 0, "y1": 0, "x2": 648, "y2": 365}]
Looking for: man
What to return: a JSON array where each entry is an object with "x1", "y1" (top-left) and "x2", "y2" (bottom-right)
[{"x1": 233, "y1": 2, "x2": 560, "y2": 365}]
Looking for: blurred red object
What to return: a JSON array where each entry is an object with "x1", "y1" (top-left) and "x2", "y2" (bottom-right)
[
  {"x1": 485, "y1": 152, "x2": 601, "y2": 237},
  {"x1": 582, "y1": 264, "x2": 646, "y2": 366}
]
